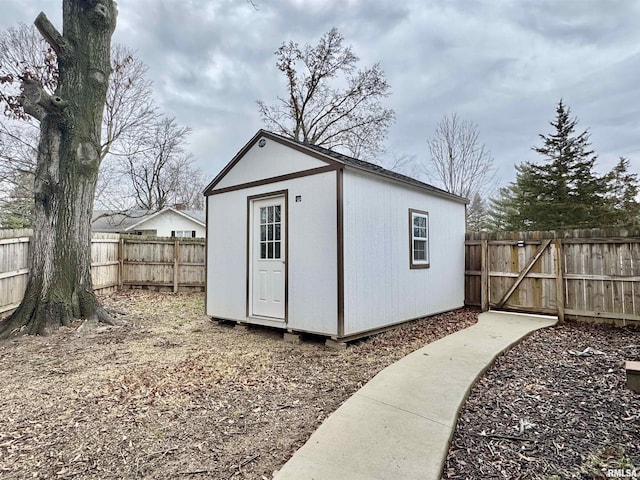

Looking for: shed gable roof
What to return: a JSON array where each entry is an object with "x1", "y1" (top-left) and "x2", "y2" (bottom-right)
[{"x1": 205, "y1": 129, "x2": 467, "y2": 204}]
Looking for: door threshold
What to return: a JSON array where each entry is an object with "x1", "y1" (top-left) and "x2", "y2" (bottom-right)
[
  {"x1": 249, "y1": 315, "x2": 285, "y2": 322},
  {"x1": 246, "y1": 315, "x2": 287, "y2": 328}
]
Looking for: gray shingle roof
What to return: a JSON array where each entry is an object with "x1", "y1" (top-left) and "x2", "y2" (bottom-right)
[
  {"x1": 181, "y1": 210, "x2": 205, "y2": 223},
  {"x1": 92, "y1": 208, "x2": 205, "y2": 232},
  {"x1": 299, "y1": 140, "x2": 465, "y2": 202},
  {"x1": 92, "y1": 210, "x2": 151, "y2": 231},
  {"x1": 205, "y1": 129, "x2": 468, "y2": 204}
]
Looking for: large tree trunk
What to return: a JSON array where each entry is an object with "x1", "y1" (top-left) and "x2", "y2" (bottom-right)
[{"x1": 0, "y1": 1, "x2": 118, "y2": 338}]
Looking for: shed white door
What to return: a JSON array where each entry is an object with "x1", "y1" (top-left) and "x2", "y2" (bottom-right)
[{"x1": 251, "y1": 196, "x2": 286, "y2": 319}]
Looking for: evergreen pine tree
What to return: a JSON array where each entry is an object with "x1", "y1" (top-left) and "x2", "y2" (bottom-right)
[
  {"x1": 466, "y1": 193, "x2": 490, "y2": 232},
  {"x1": 0, "y1": 172, "x2": 34, "y2": 229},
  {"x1": 489, "y1": 162, "x2": 541, "y2": 230},
  {"x1": 490, "y1": 100, "x2": 609, "y2": 230},
  {"x1": 603, "y1": 157, "x2": 640, "y2": 226}
]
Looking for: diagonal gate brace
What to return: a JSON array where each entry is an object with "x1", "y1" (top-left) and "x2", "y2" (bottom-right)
[{"x1": 496, "y1": 239, "x2": 552, "y2": 308}]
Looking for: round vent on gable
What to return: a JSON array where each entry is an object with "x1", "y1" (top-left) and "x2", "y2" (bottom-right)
[{"x1": 258, "y1": 138, "x2": 266, "y2": 148}]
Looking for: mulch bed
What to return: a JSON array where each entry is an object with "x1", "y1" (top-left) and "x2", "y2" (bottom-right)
[
  {"x1": 443, "y1": 322, "x2": 640, "y2": 479},
  {"x1": 0, "y1": 291, "x2": 477, "y2": 479}
]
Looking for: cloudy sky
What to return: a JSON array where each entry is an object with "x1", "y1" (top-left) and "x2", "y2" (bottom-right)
[{"x1": 2, "y1": 0, "x2": 639, "y2": 190}]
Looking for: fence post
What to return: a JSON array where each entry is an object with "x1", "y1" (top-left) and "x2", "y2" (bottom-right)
[
  {"x1": 173, "y1": 240, "x2": 180, "y2": 293},
  {"x1": 554, "y1": 238, "x2": 565, "y2": 324},
  {"x1": 118, "y1": 237, "x2": 124, "y2": 290},
  {"x1": 481, "y1": 239, "x2": 489, "y2": 311}
]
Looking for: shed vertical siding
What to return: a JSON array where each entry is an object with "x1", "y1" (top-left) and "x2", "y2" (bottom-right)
[
  {"x1": 342, "y1": 169, "x2": 465, "y2": 336},
  {"x1": 207, "y1": 171, "x2": 338, "y2": 335},
  {"x1": 207, "y1": 190, "x2": 248, "y2": 321},
  {"x1": 286, "y1": 172, "x2": 338, "y2": 335}
]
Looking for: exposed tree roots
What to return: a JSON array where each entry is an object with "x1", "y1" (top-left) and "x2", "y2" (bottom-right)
[
  {"x1": 0, "y1": 292, "x2": 122, "y2": 340},
  {"x1": 76, "y1": 304, "x2": 123, "y2": 336}
]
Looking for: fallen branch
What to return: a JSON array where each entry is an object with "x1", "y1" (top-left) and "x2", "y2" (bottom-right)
[
  {"x1": 239, "y1": 454, "x2": 260, "y2": 468},
  {"x1": 568, "y1": 347, "x2": 606, "y2": 357},
  {"x1": 226, "y1": 453, "x2": 261, "y2": 479},
  {"x1": 476, "y1": 433, "x2": 533, "y2": 442},
  {"x1": 145, "y1": 446, "x2": 179, "y2": 459}
]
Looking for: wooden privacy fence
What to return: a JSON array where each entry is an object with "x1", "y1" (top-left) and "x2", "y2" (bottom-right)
[
  {"x1": 120, "y1": 236, "x2": 205, "y2": 291},
  {"x1": 465, "y1": 228, "x2": 640, "y2": 326},
  {"x1": 0, "y1": 230, "x2": 205, "y2": 316},
  {"x1": 0, "y1": 229, "x2": 31, "y2": 316}
]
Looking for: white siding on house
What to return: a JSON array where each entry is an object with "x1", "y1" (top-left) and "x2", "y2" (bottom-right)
[
  {"x1": 342, "y1": 169, "x2": 465, "y2": 336},
  {"x1": 135, "y1": 210, "x2": 205, "y2": 237},
  {"x1": 214, "y1": 138, "x2": 329, "y2": 190},
  {"x1": 207, "y1": 171, "x2": 338, "y2": 335}
]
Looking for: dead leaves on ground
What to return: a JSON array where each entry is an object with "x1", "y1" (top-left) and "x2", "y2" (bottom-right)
[{"x1": 0, "y1": 291, "x2": 476, "y2": 479}]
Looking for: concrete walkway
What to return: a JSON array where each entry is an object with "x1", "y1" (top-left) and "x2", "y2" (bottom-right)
[{"x1": 274, "y1": 311, "x2": 557, "y2": 480}]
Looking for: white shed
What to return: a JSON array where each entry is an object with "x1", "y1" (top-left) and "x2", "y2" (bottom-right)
[{"x1": 205, "y1": 130, "x2": 467, "y2": 341}]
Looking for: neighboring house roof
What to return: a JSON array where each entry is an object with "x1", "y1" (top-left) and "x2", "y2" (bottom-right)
[
  {"x1": 92, "y1": 207, "x2": 205, "y2": 232},
  {"x1": 204, "y1": 129, "x2": 468, "y2": 204},
  {"x1": 92, "y1": 210, "x2": 147, "y2": 231}
]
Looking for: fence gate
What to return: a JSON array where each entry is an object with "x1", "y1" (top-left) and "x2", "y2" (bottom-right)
[
  {"x1": 465, "y1": 229, "x2": 640, "y2": 327},
  {"x1": 466, "y1": 237, "x2": 562, "y2": 320}
]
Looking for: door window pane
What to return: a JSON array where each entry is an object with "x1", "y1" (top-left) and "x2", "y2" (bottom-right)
[{"x1": 258, "y1": 201, "x2": 283, "y2": 261}]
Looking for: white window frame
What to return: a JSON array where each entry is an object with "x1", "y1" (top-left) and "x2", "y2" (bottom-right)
[
  {"x1": 409, "y1": 209, "x2": 429, "y2": 269},
  {"x1": 172, "y1": 230, "x2": 195, "y2": 238}
]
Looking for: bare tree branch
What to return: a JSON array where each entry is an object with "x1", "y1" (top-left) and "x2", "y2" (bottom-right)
[
  {"x1": 100, "y1": 44, "x2": 158, "y2": 160},
  {"x1": 34, "y1": 12, "x2": 68, "y2": 57},
  {"x1": 424, "y1": 113, "x2": 497, "y2": 200},
  {"x1": 257, "y1": 27, "x2": 394, "y2": 162},
  {"x1": 115, "y1": 116, "x2": 202, "y2": 211}
]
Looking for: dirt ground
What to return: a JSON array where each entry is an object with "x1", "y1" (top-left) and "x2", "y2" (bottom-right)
[
  {"x1": 0, "y1": 290, "x2": 477, "y2": 479},
  {"x1": 443, "y1": 322, "x2": 640, "y2": 479}
]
